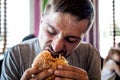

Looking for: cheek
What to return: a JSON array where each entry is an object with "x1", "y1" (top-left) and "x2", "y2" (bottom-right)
[
  {"x1": 39, "y1": 29, "x2": 51, "y2": 49},
  {"x1": 39, "y1": 25, "x2": 49, "y2": 41},
  {"x1": 39, "y1": 29, "x2": 46, "y2": 42}
]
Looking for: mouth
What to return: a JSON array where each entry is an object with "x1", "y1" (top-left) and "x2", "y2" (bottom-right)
[
  {"x1": 47, "y1": 49, "x2": 59, "y2": 58},
  {"x1": 45, "y1": 47, "x2": 66, "y2": 58}
]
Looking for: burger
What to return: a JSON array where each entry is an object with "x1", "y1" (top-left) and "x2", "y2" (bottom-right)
[{"x1": 32, "y1": 50, "x2": 68, "y2": 80}]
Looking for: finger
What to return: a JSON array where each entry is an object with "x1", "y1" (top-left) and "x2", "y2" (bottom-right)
[
  {"x1": 54, "y1": 69, "x2": 88, "y2": 80},
  {"x1": 55, "y1": 70, "x2": 88, "y2": 80},
  {"x1": 54, "y1": 69, "x2": 79, "y2": 79},
  {"x1": 20, "y1": 67, "x2": 42, "y2": 80},
  {"x1": 55, "y1": 77, "x2": 73, "y2": 80},
  {"x1": 57, "y1": 65, "x2": 87, "y2": 75},
  {"x1": 31, "y1": 69, "x2": 53, "y2": 80}
]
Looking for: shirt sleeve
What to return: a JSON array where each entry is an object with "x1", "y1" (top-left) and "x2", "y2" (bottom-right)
[
  {"x1": 0, "y1": 48, "x2": 22, "y2": 80},
  {"x1": 0, "y1": 38, "x2": 40, "y2": 80},
  {"x1": 86, "y1": 43, "x2": 101, "y2": 80}
]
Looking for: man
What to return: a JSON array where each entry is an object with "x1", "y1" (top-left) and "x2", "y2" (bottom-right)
[{"x1": 0, "y1": 0, "x2": 101, "y2": 80}]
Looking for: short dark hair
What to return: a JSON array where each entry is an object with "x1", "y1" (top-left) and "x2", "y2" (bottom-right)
[{"x1": 44, "y1": 0, "x2": 95, "y2": 33}]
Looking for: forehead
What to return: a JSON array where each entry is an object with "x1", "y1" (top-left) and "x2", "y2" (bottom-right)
[
  {"x1": 45, "y1": 12, "x2": 80, "y2": 26},
  {"x1": 43, "y1": 12, "x2": 89, "y2": 35}
]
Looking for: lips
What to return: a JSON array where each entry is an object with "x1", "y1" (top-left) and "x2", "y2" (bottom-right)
[{"x1": 45, "y1": 47, "x2": 66, "y2": 58}]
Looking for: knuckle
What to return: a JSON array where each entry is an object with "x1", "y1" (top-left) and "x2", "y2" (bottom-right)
[{"x1": 25, "y1": 69, "x2": 30, "y2": 74}]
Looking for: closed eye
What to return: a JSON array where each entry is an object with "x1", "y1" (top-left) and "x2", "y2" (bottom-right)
[
  {"x1": 65, "y1": 36, "x2": 81, "y2": 43},
  {"x1": 47, "y1": 23, "x2": 57, "y2": 35}
]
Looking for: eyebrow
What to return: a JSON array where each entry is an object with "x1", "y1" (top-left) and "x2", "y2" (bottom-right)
[
  {"x1": 46, "y1": 23, "x2": 56, "y2": 31},
  {"x1": 46, "y1": 22, "x2": 81, "y2": 40},
  {"x1": 67, "y1": 36, "x2": 81, "y2": 40}
]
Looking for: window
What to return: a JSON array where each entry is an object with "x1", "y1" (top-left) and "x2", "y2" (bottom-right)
[
  {"x1": 7, "y1": 0, "x2": 30, "y2": 47},
  {"x1": 0, "y1": 0, "x2": 7, "y2": 54},
  {"x1": 99, "y1": 0, "x2": 120, "y2": 58},
  {"x1": 0, "y1": 0, "x2": 31, "y2": 54}
]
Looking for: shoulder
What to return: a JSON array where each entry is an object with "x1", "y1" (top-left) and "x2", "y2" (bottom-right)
[
  {"x1": 72, "y1": 41, "x2": 100, "y2": 63},
  {"x1": 104, "y1": 60, "x2": 118, "y2": 71},
  {"x1": 79, "y1": 41, "x2": 96, "y2": 49},
  {"x1": 11, "y1": 38, "x2": 40, "y2": 52},
  {"x1": 106, "y1": 60, "x2": 117, "y2": 66},
  {"x1": 4, "y1": 38, "x2": 40, "y2": 60},
  {"x1": 75, "y1": 41, "x2": 99, "y2": 55},
  {"x1": 73, "y1": 41, "x2": 101, "y2": 66},
  {"x1": 74, "y1": 42, "x2": 101, "y2": 79}
]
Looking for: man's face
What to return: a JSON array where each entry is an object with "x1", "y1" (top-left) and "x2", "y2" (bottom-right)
[{"x1": 39, "y1": 11, "x2": 89, "y2": 57}]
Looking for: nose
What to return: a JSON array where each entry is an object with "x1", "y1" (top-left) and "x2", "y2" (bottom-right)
[{"x1": 51, "y1": 36, "x2": 64, "y2": 53}]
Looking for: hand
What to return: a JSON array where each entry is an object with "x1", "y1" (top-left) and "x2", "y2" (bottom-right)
[
  {"x1": 20, "y1": 67, "x2": 53, "y2": 80},
  {"x1": 54, "y1": 65, "x2": 88, "y2": 80}
]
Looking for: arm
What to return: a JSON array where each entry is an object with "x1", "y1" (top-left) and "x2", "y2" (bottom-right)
[
  {"x1": 0, "y1": 49, "x2": 21, "y2": 80},
  {"x1": 79, "y1": 43, "x2": 101, "y2": 80},
  {"x1": 54, "y1": 65, "x2": 89, "y2": 80},
  {"x1": 114, "y1": 62, "x2": 120, "y2": 76},
  {"x1": 0, "y1": 48, "x2": 54, "y2": 80},
  {"x1": 53, "y1": 43, "x2": 101, "y2": 80}
]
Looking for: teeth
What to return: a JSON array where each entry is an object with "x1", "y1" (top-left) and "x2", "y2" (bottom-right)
[
  {"x1": 47, "y1": 49, "x2": 59, "y2": 58},
  {"x1": 45, "y1": 47, "x2": 63, "y2": 58}
]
